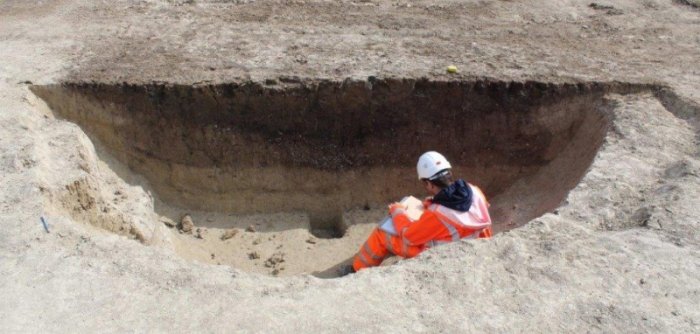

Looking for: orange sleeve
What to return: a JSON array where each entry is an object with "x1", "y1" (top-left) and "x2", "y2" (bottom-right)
[
  {"x1": 392, "y1": 212, "x2": 412, "y2": 232},
  {"x1": 395, "y1": 211, "x2": 446, "y2": 246}
]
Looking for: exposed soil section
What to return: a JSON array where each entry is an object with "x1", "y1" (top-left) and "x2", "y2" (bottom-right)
[
  {"x1": 29, "y1": 79, "x2": 655, "y2": 275},
  {"x1": 31, "y1": 80, "x2": 650, "y2": 229}
]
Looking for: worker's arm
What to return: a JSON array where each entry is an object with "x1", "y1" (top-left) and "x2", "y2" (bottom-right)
[{"x1": 392, "y1": 210, "x2": 445, "y2": 246}]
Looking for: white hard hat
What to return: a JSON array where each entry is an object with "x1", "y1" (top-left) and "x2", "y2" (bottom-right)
[{"x1": 416, "y1": 151, "x2": 452, "y2": 180}]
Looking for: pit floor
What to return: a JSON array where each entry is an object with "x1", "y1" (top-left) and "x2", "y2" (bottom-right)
[{"x1": 157, "y1": 201, "x2": 390, "y2": 277}]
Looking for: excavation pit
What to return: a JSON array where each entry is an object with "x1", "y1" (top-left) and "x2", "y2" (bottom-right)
[{"x1": 31, "y1": 78, "x2": 645, "y2": 276}]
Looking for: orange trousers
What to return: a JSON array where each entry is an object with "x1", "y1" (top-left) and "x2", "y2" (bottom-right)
[{"x1": 351, "y1": 228, "x2": 423, "y2": 271}]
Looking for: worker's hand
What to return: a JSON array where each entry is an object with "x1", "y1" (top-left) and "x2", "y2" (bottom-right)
[
  {"x1": 388, "y1": 203, "x2": 406, "y2": 217},
  {"x1": 422, "y1": 197, "x2": 433, "y2": 208}
]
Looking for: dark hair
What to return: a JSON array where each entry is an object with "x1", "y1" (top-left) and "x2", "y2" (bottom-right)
[{"x1": 427, "y1": 170, "x2": 453, "y2": 189}]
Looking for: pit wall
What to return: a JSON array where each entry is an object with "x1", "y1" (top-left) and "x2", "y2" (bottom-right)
[{"x1": 30, "y1": 79, "x2": 653, "y2": 230}]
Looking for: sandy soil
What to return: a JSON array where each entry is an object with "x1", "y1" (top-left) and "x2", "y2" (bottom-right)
[
  {"x1": 1, "y1": 0, "x2": 699, "y2": 332},
  {"x1": 159, "y1": 204, "x2": 383, "y2": 277}
]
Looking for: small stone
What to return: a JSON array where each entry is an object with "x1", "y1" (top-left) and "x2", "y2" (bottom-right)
[
  {"x1": 248, "y1": 251, "x2": 260, "y2": 260},
  {"x1": 246, "y1": 225, "x2": 256, "y2": 232},
  {"x1": 632, "y1": 207, "x2": 653, "y2": 227},
  {"x1": 180, "y1": 214, "x2": 194, "y2": 233},
  {"x1": 220, "y1": 229, "x2": 239, "y2": 240},
  {"x1": 271, "y1": 269, "x2": 280, "y2": 276},
  {"x1": 639, "y1": 278, "x2": 645, "y2": 285},
  {"x1": 306, "y1": 238, "x2": 317, "y2": 244},
  {"x1": 211, "y1": 253, "x2": 216, "y2": 259},
  {"x1": 252, "y1": 238, "x2": 261, "y2": 245},
  {"x1": 195, "y1": 228, "x2": 204, "y2": 239}
]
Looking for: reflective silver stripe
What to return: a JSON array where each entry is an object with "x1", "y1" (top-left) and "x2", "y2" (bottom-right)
[
  {"x1": 363, "y1": 243, "x2": 381, "y2": 261},
  {"x1": 437, "y1": 217, "x2": 460, "y2": 241},
  {"x1": 357, "y1": 252, "x2": 370, "y2": 266},
  {"x1": 385, "y1": 232, "x2": 395, "y2": 254},
  {"x1": 427, "y1": 240, "x2": 449, "y2": 249},
  {"x1": 401, "y1": 227, "x2": 410, "y2": 257}
]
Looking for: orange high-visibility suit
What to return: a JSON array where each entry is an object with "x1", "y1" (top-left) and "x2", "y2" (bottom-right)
[{"x1": 352, "y1": 183, "x2": 492, "y2": 271}]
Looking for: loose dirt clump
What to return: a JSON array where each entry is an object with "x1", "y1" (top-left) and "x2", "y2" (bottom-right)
[
  {"x1": 220, "y1": 229, "x2": 238, "y2": 241},
  {"x1": 179, "y1": 214, "x2": 194, "y2": 233}
]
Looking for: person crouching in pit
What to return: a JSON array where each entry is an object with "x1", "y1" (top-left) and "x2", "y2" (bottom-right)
[{"x1": 339, "y1": 151, "x2": 493, "y2": 276}]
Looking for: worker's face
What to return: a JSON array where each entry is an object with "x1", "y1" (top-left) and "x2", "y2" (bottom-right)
[{"x1": 422, "y1": 180, "x2": 441, "y2": 196}]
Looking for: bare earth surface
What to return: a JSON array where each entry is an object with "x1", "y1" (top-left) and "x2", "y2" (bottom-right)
[{"x1": 1, "y1": 0, "x2": 699, "y2": 332}]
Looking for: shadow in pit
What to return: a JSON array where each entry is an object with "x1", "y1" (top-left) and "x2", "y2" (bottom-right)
[
  {"x1": 313, "y1": 255, "x2": 403, "y2": 279},
  {"x1": 312, "y1": 256, "x2": 355, "y2": 279}
]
